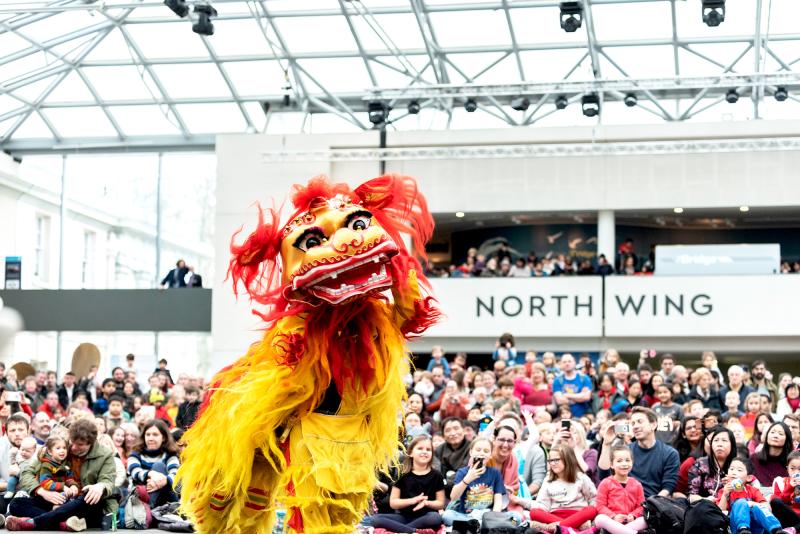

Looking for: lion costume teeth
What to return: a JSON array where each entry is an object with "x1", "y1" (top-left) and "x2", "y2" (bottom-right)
[{"x1": 176, "y1": 174, "x2": 441, "y2": 534}]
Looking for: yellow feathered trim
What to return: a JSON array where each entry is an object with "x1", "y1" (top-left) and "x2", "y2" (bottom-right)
[{"x1": 177, "y1": 298, "x2": 410, "y2": 534}]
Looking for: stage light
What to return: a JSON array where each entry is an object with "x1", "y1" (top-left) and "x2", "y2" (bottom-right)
[
  {"x1": 555, "y1": 95, "x2": 568, "y2": 110},
  {"x1": 581, "y1": 93, "x2": 600, "y2": 117},
  {"x1": 559, "y1": 2, "x2": 583, "y2": 32},
  {"x1": 510, "y1": 97, "x2": 530, "y2": 111},
  {"x1": 623, "y1": 93, "x2": 637, "y2": 107},
  {"x1": 775, "y1": 87, "x2": 788, "y2": 102},
  {"x1": 164, "y1": 0, "x2": 189, "y2": 17},
  {"x1": 725, "y1": 88, "x2": 739, "y2": 103},
  {"x1": 368, "y1": 101, "x2": 390, "y2": 126},
  {"x1": 739, "y1": 206, "x2": 750, "y2": 212},
  {"x1": 407, "y1": 100, "x2": 421, "y2": 114},
  {"x1": 192, "y1": 3, "x2": 217, "y2": 35},
  {"x1": 464, "y1": 98, "x2": 477, "y2": 113},
  {"x1": 673, "y1": 207, "x2": 684, "y2": 214},
  {"x1": 702, "y1": 0, "x2": 725, "y2": 27}
]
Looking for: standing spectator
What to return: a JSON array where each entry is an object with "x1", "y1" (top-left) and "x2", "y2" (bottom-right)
[
  {"x1": 553, "y1": 354, "x2": 593, "y2": 418},
  {"x1": 110, "y1": 367, "x2": 126, "y2": 394},
  {"x1": 7, "y1": 419, "x2": 117, "y2": 531},
  {"x1": 127, "y1": 419, "x2": 180, "y2": 507},
  {"x1": 159, "y1": 259, "x2": 190, "y2": 289},
  {"x1": 598, "y1": 407, "x2": 680, "y2": 498},
  {"x1": 719, "y1": 365, "x2": 754, "y2": 412},
  {"x1": 176, "y1": 386, "x2": 201, "y2": 430},
  {"x1": 750, "y1": 360, "x2": 779, "y2": 413},
  {"x1": 22, "y1": 377, "x2": 42, "y2": 411},
  {"x1": 56, "y1": 372, "x2": 82, "y2": 411},
  {"x1": 37, "y1": 392, "x2": 65, "y2": 422},
  {"x1": 509, "y1": 258, "x2": 531, "y2": 278},
  {"x1": 658, "y1": 354, "x2": 676, "y2": 380},
  {"x1": 186, "y1": 267, "x2": 203, "y2": 288},
  {"x1": 595, "y1": 254, "x2": 614, "y2": 276},
  {"x1": 154, "y1": 359, "x2": 174, "y2": 387},
  {"x1": 426, "y1": 346, "x2": 451, "y2": 377}
]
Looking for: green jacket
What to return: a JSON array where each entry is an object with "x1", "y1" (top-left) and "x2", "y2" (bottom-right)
[{"x1": 20, "y1": 442, "x2": 118, "y2": 514}]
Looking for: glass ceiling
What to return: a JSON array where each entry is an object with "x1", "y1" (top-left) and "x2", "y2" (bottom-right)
[{"x1": 1, "y1": 0, "x2": 800, "y2": 153}]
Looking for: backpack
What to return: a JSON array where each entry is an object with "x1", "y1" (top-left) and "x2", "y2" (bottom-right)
[
  {"x1": 684, "y1": 499, "x2": 730, "y2": 534},
  {"x1": 479, "y1": 511, "x2": 530, "y2": 534},
  {"x1": 643, "y1": 495, "x2": 688, "y2": 534},
  {"x1": 120, "y1": 485, "x2": 152, "y2": 530},
  {"x1": 151, "y1": 502, "x2": 194, "y2": 532}
]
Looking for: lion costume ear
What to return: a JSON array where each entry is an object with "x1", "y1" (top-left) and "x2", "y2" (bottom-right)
[
  {"x1": 354, "y1": 174, "x2": 434, "y2": 264},
  {"x1": 227, "y1": 203, "x2": 282, "y2": 305}
]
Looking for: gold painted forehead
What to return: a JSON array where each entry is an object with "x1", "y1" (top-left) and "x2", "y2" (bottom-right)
[{"x1": 281, "y1": 194, "x2": 364, "y2": 239}]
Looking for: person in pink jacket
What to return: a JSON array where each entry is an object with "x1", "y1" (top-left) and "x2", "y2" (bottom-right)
[{"x1": 592, "y1": 446, "x2": 647, "y2": 534}]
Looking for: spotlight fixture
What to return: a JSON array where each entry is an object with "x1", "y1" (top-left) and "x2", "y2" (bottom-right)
[
  {"x1": 673, "y1": 207, "x2": 684, "y2": 214},
  {"x1": 260, "y1": 102, "x2": 270, "y2": 115},
  {"x1": 407, "y1": 100, "x2": 421, "y2": 114},
  {"x1": 192, "y1": 3, "x2": 217, "y2": 35},
  {"x1": 559, "y1": 1, "x2": 583, "y2": 33},
  {"x1": 510, "y1": 97, "x2": 530, "y2": 111},
  {"x1": 775, "y1": 87, "x2": 789, "y2": 102},
  {"x1": 725, "y1": 88, "x2": 739, "y2": 103},
  {"x1": 581, "y1": 93, "x2": 600, "y2": 117},
  {"x1": 739, "y1": 206, "x2": 750, "y2": 212},
  {"x1": 555, "y1": 95, "x2": 568, "y2": 110},
  {"x1": 164, "y1": 0, "x2": 189, "y2": 17},
  {"x1": 455, "y1": 212, "x2": 465, "y2": 218},
  {"x1": 368, "y1": 101, "x2": 390, "y2": 126},
  {"x1": 623, "y1": 93, "x2": 637, "y2": 107},
  {"x1": 464, "y1": 98, "x2": 477, "y2": 113},
  {"x1": 702, "y1": 0, "x2": 725, "y2": 27}
]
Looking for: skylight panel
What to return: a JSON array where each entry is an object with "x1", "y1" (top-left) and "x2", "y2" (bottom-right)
[
  {"x1": 11, "y1": 75, "x2": 61, "y2": 103},
  {"x1": 174, "y1": 103, "x2": 247, "y2": 134},
  {"x1": 109, "y1": 105, "x2": 183, "y2": 136},
  {"x1": 445, "y1": 52, "x2": 520, "y2": 83},
  {"x1": 591, "y1": 2, "x2": 673, "y2": 41},
  {"x1": 125, "y1": 22, "x2": 209, "y2": 59},
  {"x1": 348, "y1": 14, "x2": 427, "y2": 51},
  {"x1": 511, "y1": 7, "x2": 587, "y2": 46},
  {"x1": 82, "y1": 28, "x2": 138, "y2": 62},
  {"x1": 203, "y1": 19, "x2": 268, "y2": 58},
  {"x1": 223, "y1": 60, "x2": 288, "y2": 97},
  {"x1": 82, "y1": 66, "x2": 159, "y2": 101},
  {"x1": 428, "y1": 10, "x2": 511, "y2": 49},
  {"x1": 13, "y1": 112, "x2": 56, "y2": 139},
  {"x1": 42, "y1": 107, "x2": 119, "y2": 137},
  {"x1": 519, "y1": 49, "x2": 593, "y2": 82},
  {"x1": 600, "y1": 46, "x2": 676, "y2": 78},
  {"x1": 0, "y1": 31, "x2": 31, "y2": 57},
  {"x1": 19, "y1": 10, "x2": 101, "y2": 43},
  {"x1": 295, "y1": 58, "x2": 373, "y2": 93},
  {"x1": 44, "y1": 71, "x2": 95, "y2": 103},
  {"x1": 152, "y1": 63, "x2": 232, "y2": 99},
  {"x1": 276, "y1": 16, "x2": 359, "y2": 54}
]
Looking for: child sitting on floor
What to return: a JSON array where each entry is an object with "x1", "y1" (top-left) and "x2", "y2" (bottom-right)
[{"x1": 717, "y1": 456, "x2": 789, "y2": 534}]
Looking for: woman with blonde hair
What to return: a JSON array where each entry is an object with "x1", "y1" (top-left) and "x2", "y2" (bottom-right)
[{"x1": 688, "y1": 367, "x2": 721, "y2": 411}]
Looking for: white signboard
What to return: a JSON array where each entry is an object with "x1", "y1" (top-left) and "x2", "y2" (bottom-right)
[
  {"x1": 427, "y1": 277, "x2": 603, "y2": 337},
  {"x1": 655, "y1": 244, "x2": 781, "y2": 276},
  {"x1": 605, "y1": 275, "x2": 800, "y2": 337}
]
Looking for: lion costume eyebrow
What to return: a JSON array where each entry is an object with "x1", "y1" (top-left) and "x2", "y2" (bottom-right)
[{"x1": 292, "y1": 226, "x2": 326, "y2": 250}]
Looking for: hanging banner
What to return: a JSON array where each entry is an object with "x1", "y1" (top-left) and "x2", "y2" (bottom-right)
[{"x1": 4, "y1": 257, "x2": 21, "y2": 290}]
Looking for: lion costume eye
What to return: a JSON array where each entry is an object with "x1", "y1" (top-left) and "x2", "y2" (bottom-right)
[
  {"x1": 294, "y1": 229, "x2": 326, "y2": 252},
  {"x1": 345, "y1": 210, "x2": 372, "y2": 232}
]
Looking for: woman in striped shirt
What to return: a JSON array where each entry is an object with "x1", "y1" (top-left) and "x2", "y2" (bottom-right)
[{"x1": 127, "y1": 419, "x2": 180, "y2": 506}]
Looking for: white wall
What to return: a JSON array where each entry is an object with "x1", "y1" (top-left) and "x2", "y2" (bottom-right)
[{"x1": 212, "y1": 120, "x2": 800, "y2": 370}]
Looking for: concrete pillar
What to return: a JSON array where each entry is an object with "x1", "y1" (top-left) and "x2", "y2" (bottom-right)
[{"x1": 597, "y1": 209, "x2": 615, "y2": 262}]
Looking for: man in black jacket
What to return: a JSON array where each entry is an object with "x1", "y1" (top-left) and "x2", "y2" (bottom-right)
[
  {"x1": 57, "y1": 372, "x2": 84, "y2": 410},
  {"x1": 433, "y1": 417, "x2": 472, "y2": 496},
  {"x1": 159, "y1": 259, "x2": 189, "y2": 288}
]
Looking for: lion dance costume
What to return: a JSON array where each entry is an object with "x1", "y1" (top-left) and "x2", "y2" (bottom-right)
[{"x1": 177, "y1": 174, "x2": 440, "y2": 534}]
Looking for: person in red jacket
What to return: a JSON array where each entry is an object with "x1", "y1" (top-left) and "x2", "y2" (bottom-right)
[
  {"x1": 770, "y1": 450, "x2": 800, "y2": 529},
  {"x1": 37, "y1": 392, "x2": 65, "y2": 422},
  {"x1": 717, "y1": 456, "x2": 788, "y2": 534},
  {"x1": 593, "y1": 445, "x2": 647, "y2": 534}
]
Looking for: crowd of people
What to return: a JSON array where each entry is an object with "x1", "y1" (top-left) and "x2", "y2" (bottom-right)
[
  {"x1": 365, "y1": 342, "x2": 800, "y2": 534},
  {"x1": 0, "y1": 355, "x2": 202, "y2": 531},
  {"x1": 432, "y1": 239, "x2": 652, "y2": 279}
]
